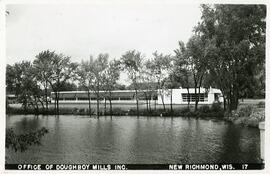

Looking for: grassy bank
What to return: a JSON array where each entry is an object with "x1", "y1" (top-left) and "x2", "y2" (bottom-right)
[
  {"x1": 7, "y1": 101, "x2": 265, "y2": 128},
  {"x1": 7, "y1": 102, "x2": 224, "y2": 118}
]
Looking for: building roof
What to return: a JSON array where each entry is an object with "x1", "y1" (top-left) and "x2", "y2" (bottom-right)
[
  {"x1": 51, "y1": 87, "x2": 221, "y2": 98},
  {"x1": 51, "y1": 90, "x2": 155, "y2": 98},
  {"x1": 174, "y1": 87, "x2": 222, "y2": 94}
]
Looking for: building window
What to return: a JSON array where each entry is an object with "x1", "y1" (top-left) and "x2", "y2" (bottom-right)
[
  {"x1": 214, "y1": 93, "x2": 220, "y2": 102},
  {"x1": 78, "y1": 97, "x2": 88, "y2": 100},
  {"x1": 120, "y1": 97, "x2": 132, "y2": 100},
  {"x1": 110, "y1": 97, "x2": 119, "y2": 100},
  {"x1": 65, "y1": 98, "x2": 75, "y2": 100},
  {"x1": 182, "y1": 93, "x2": 208, "y2": 102}
]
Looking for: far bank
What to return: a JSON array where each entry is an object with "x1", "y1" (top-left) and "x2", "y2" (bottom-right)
[{"x1": 7, "y1": 99, "x2": 265, "y2": 128}]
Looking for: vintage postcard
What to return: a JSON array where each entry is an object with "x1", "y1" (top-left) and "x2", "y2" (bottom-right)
[{"x1": 0, "y1": 0, "x2": 269, "y2": 173}]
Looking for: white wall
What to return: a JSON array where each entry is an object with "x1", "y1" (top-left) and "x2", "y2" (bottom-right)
[{"x1": 157, "y1": 88, "x2": 223, "y2": 105}]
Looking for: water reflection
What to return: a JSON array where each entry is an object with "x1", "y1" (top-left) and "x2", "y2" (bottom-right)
[
  {"x1": 13, "y1": 116, "x2": 41, "y2": 133},
  {"x1": 6, "y1": 115, "x2": 260, "y2": 164}
]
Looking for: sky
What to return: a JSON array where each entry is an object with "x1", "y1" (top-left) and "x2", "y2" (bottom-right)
[{"x1": 6, "y1": 3, "x2": 202, "y2": 65}]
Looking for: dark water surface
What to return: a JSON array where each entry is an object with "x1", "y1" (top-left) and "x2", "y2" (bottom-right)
[{"x1": 6, "y1": 115, "x2": 260, "y2": 164}]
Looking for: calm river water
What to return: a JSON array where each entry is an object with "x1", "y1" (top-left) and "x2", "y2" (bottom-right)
[{"x1": 6, "y1": 115, "x2": 260, "y2": 164}]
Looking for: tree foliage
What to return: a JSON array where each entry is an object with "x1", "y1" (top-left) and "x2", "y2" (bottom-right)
[
  {"x1": 121, "y1": 50, "x2": 143, "y2": 116},
  {"x1": 90, "y1": 54, "x2": 109, "y2": 117},
  {"x1": 43, "y1": 52, "x2": 78, "y2": 114},
  {"x1": 6, "y1": 127, "x2": 49, "y2": 152},
  {"x1": 151, "y1": 51, "x2": 172, "y2": 111},
  {"x1": 6, "y1": 61, "x2": 44, "y2": 111},
  {"x1": 103, "y1": 59, "x2": 121, "y2": 115},
  {"x1": 194, "y1": 4, "x2": 266, "y2": 111}
]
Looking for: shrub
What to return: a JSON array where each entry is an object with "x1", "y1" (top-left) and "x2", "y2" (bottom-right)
[
  {"x1": 59, "y1": 108, "x2": 72, "y2": 114},
  {"x1": 145, "y1": 110, "x2": 158, "y2": 116},
  {"x1": 211, "y1": 102, "x2": 223, "y2": 112},
  {"x1": 140, "y1": 109, "x2": 151, "y2": 116},
  {"x1": 112, "y1": 107, "x2": 126, "y2": 116},
  {"x1": 180, "y1": 107, "x2": 190, "y2": 114},
  {"x1": 87, "y1": 109, "x2": 95, "y2": 116},
  {"x1": 257, "y1": 101, "x2": 265, "y2": 108},
  {"x1": 198, "y1": 105, "x2": 210, "y2": 113},
  {"x1": 127, "y1": 109, "x2": 137, "y2": 116},
  {"x1": 6, "y1": 127, "x2": 49, "y2": 152},
  {"x1": 148, "y1": 109, "x2": 165, "y2": 116},
  {"x1": 238, "y1": 105, "x2": 254, "y2": 117},
  {"x1": 162, "y1": 110, "x2": 175, "y2": 117},
  {"x1": 250, "y1": 109, "x2": 265, "y2": 121},
  {"x1": 79, "y1": 108, "x2": 86, "y2": 114}
]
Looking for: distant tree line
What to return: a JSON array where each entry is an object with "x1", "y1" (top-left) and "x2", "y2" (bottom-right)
[{"x1": 6, "y1": 4, "x2": 265, "y2": 116}]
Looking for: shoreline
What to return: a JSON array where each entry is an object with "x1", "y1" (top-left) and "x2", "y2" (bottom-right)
[
  {"x1": 6, "y1": 102, "x2": 264, "y2": 129},
  {"x1": 6, "y1": 111, "x2": 263, "y2": 129}
]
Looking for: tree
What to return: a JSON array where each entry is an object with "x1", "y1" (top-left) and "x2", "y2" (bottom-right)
[
  {"x1": 103, "y1": 59, "x2": 121, "y2": 116},
  {"x1": 6, "y1": 61, "x2": 44, "y2": 112},
  {"x1": 163, "y1": 75, "x2": 179, "y2": 113},
  {"x1": 77, "y1": 58, "x2": 95, "y2": 116},
  {"x1": 58, "y1": 81, "x2": 77, "y2": 91},
  {"x1": 151, "y1": 51, "x2": 171, "y2": 112},
  {"x1": 6, "y1": 127, "x2": 48, "y2": 152},
  {"x1": 121, "y1": 50, "x2": 143, "y2": 117},
  {"x1": 90, "y1": 54, "x2": 109, "y2": 117},
  {"x1": 162, "y1": 56, "x2": 176, "y2": 113},
  {"x1": 33, "y1": 50, "x2": 55, "y2": 112},
  {"x1": 46, "y1": 53, "x2": 78, "y2": 115},
  {"x1": 173, "y1": 41, "x2": 194, "y2": 109},
  {"x1": 196, "y1": 4, "x2": 266, "y2": 111},
  {"x1": 141, "y1": 60, "x2": 158, "y2": 113},
  {"x1": 185, "y1": 35, "x2": 208, "y2": 111},
  {"x1": 6, "y1": 64, "x2": 17, "y2": 94}
]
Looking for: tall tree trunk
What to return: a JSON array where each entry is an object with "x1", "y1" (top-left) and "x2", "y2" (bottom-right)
[
  {"x1": 149, "y1": 93, "x2": 152, "y2": 112},
  {"x1": 104, "y1": 97, "x2": 107, "y2": 115},
  {"x1": 54, "y1": 93, "x2": 56, "y2": 114},
  {"x1": 57, "y1": 91, "x2": 60, "y2": 115},
  {"x1": 223, "y1": 97, "x2": 227, "y2": 111},
  {"x1": 97, "y1": 92, "x2": 99, "y2": 117},
  {"x1": 170, "y1": 88, "x2": 173, "y2": 113},
  {"x1": 56, "y1": 79, "x2": 60, "y2": 115},
  {"x1": 187, "y1": 87, "x2": 190, "y2": 110},
  {"x1": 227, "y1": 95, "x2": 231, "y2": 112},
  {"x1": 37, "y1": 97, "x2": 45, "y2": 112},
  {"x1": 230, "y1": 87, "x2": 239, "y2": 111},
  {"x1": 161, "y1": 89, "x2": 166, "y2": 112},
  {"x1": 87, "y1": 90, "x2": 91, "y2": 117},
  {"x1": 36, "y1": 98, "x2": 39, "y2": 113},
  {"x1": 135, "y1": 88, "x2": 139, "y2": 117},
  {"x1": 154, "y1": 98, "x2": 157, "y2": 111},
  {"x1": 145, "y1": 93, "x2": 149, "y2": 113},
  {"x1": 220, "y1": 89, "x2": 226, "y2": 111},
  {"x1": 109, "y1": 91, "x2": 112, "y2": 116},
  {"x1": 158, "y1": 82, "x2": 166, "y2": 112},
  {"x1": 197, "y1": 74, "x2": 204, "y2": 110},
  {"x1": 97, "y1": 82, "x2": 100, "y2": 118},
  {"x1": 225, "y1": 90, "x2": 232, "y2": 112},
  {"x1": 96, "y1": 96, "x2": 99, "y2": 117},
  {"x1": 45, "y1": 81, "x2": 48, "y2": 112},
  {"x1": 194, "y1": 86, "x2": 198, "y2": 111},
  {"x1": 197, "y1": 87, "x2": 201, "y2": 109},
  {"x1": 33, "y1": 97, "x2": 39, "y2": 114}
]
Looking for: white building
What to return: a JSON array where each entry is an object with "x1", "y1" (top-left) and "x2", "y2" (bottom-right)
[
  {"x1": 158, "y1": 87, "x2": 223, "y2": 105},
  {"x1": 51, "y1": 87, "x2": 223, "y2": 105}
]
